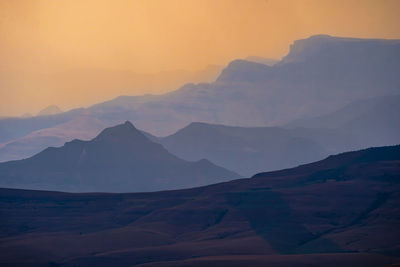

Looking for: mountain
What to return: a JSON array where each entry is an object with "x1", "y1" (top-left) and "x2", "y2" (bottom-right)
[
  {"x1": 83, "y1": 35, "x2": 400, "y2": 135},
  {"x1": 0, "y1": 108, "x2": 85, "y2": 143},
  {"x1": 287, "y1": 95, "x2": 400, "y2": 146},
  {"x1": 37, "y1": 105, "x2": 62, "y2": 116},
  {"x1": 158, "y1": 122, "x2": 359, "y2": 176},
  {"x1": 0, "y1": 145, "x2": 399, "y2": 266},
  {"x1": 0, "y1": 116, "x2": 107, "y2": 162},
  {"x1": 0, "y1": 121, "x2": 240, "y2": 192},
  {"x1": 244, "y1": 56, "x2": 279, "y2": 66},
  {"x1": 1, "y1": 34, "x2": 399, "y2": 140},
  {"x1": 2, "y1": 95, "x2": 397, "y2": 166},
  {"x1": 1, "y1": 65, "x2": 224, "y2": 118}
]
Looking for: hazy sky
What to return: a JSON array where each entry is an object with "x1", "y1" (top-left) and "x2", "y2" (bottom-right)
[{"x1": 1, "y1": 0, "x2": 400, "y2": 116}]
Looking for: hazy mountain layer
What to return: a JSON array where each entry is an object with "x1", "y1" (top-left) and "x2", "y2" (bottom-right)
[
  {"x1": 0, "y1": 116, "x2": 107, "y2": 162},
  {"x1": 287, "y1": 94, "x2": 400, "y2": 146},
  {"x1": 0, "y1": 94, "x2": 398, "y2": 169},
  {"x1": 157, "y1": 122, "x2": 359, "y2": 176},
  {"x1": 1, "y1": 34, "x2": 399, "y2": 141}
]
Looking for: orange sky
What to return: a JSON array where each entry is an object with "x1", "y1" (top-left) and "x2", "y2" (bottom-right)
[{"x1": 1, "y1": 0, "x2": 400, "y2": 116}]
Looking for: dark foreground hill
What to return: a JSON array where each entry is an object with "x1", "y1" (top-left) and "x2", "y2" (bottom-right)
[
  {"x1": 0, "y1": 145, "x2": 399, "y2": 266},
  {"x1": 0, "y1": 121, "x2": 239, "y2": 192}
]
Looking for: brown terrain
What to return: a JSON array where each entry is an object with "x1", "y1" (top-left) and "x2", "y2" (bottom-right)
[{"x1": 0, "y1": 145, "x2": 399, "y2": 266}]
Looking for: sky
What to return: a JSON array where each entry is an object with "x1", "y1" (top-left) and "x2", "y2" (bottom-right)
[{"x1": 0, "y1": 0, "x2": 400, "y2": 116}]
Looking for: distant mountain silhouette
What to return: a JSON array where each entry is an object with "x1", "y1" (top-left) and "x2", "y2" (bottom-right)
[
  {"x1": 37, "y1": 105, "x2": 62, "y2": 116},
  {"x1": 0, "y1": 121, "x2": 240, "y2": 192},
  {"x1": 1, "y1": 35, "x2": 398, "y2": 140},
  {"x1": 287, "y1": 95, "x2": 400, "y2": 146},
  {"x1": 1, "y1": 145, "x2": 399, "y2": 266},
  {"x1": 244, "y1": 56, "x2": 279, "y2": 66},
  {"x1": 0, "y1": 116, "x2": 107, "y2": 162},
  {"x1": 85, "y1": 35, "x2": 400, "y2": 135},
  {"x1": 0, "y1": 108, "x2": 85, "y2": 143},
  {"x1": 157, "y1": 122, "x2": 359, "y2": 176},
  {"x1": 0, "y1": 95, "x2": 398, "y2": 166},
  {"x1": 2, "y1": 95, "x2": 398, "y2": 166}
]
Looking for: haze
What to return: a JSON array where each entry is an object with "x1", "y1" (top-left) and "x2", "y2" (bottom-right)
[{"x1": 1, "y1": 0, "x2": 400, "y2": 116}]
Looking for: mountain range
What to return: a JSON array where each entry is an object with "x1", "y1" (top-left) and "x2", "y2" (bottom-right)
[
  {"x1": 0, "y1": 121, "x2": 239, "y2": 192},
  {"x1": 287, "y1": 94, "x2": 400, "y2": 146},
  {"x1": 1, "y1": 65, "x2": 224, "y2": 118},
  {"x1": 0, "y1": 33, "x2": 399, "y2": 266},
  {"x1": 1, "y1": 144, "x2": 399, "y2": 266},
  {"x1": 0, "y1": 34, "x2": 399, "y2": 143},
  {"x1": 156, "y1": 122, "x2": 359, "y2": 176},
  {"x1": 0, "y1": 116, "x2": 106, "y2": 162},
  {"x1": 86, "y1": 35, "x2": 400, "y2": 136},
  {"x1": 0, "y1": 94, "x2": 398, "y2": 175}
]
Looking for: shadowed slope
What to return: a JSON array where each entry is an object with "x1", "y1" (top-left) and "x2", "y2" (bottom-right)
[{"x1": 0, "y1": 145, "x2": 399, "y2": 266}]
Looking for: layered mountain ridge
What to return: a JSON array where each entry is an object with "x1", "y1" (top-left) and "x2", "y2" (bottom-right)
[
  {"x1": 1, "y1": 34, "x2": 399, "y2": 141},
  {"x1": 156, "y1": 122, "x2": 359, "y2": 176},
  {"x1": 0, "y1": 121, "x2": 240, "y2": 192}
]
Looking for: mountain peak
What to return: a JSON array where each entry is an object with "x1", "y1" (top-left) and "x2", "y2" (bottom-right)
[
  {"x1": 123, "y1": 120, "x2": 135, "y2": 128},
  {"x1": 94, "y1": 120, "x2": 148, "y2": 143},
  {"x1": 0, "y1": 120, "x2": 240, "y2": 192},
  {"x1": 216, "y1": 59, "x2": 272, "y2": 83}
]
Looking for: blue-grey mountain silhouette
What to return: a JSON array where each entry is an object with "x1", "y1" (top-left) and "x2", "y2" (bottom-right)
[
  {"x1": 156, "y1": 122, "x2": 359, "y2": 176},
  {"x1": 0, "y1": 116, "x2": 106, "y2": 162},
  {"x1": 1, "y1": 35, "x2": 399, "y2": 141},
  {"x1": 0, "y1": 121, "x2": 240, "y2": 192},
  {"x1": 287, "y1": 94, "x2": 400, "y2": 147}
]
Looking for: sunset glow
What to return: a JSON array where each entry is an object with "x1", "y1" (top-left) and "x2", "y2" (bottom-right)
[{"x1": 1, "y1": 0, "x2": 399, "y2": 116}]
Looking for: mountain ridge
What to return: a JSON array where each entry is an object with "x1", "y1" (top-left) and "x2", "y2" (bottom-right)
[
  {"x1": 0, "y1": 34, "x2": 399, "y2": 139},
  {"x1": 1, "y1": 144, "x2": 399, "y2": 266},
  {"x1": 0, "y1": 121, "x2": 240, "y2": 192},
  {"x1": 157, "y1": 121, "x2": 360, "y2": 176},
  {"x1": 0, "y1": 115, "x2": 106, "y2": 162}
]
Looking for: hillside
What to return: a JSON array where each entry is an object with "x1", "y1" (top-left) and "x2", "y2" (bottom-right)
[{"x1": 0, "y1": 145, "x2": 399, "y2": 266}]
